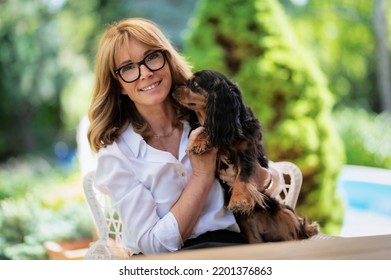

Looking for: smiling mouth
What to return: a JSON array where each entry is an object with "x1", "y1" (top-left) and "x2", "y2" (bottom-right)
[{"x1": 140, "y1": 81, "x2": 161, "y2": 92}]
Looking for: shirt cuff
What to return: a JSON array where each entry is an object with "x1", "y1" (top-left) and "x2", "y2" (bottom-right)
[{"x1": 154, "y1": 211, "x2": 183, "y2": 252}]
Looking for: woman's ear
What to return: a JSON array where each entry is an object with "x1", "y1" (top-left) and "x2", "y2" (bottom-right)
[{"x1": 205, "y1": 80, "x2": 242, "y2": 148}]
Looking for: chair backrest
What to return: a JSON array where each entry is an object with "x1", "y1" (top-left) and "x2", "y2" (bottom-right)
[
  {"x1": 271, "y1": 161, "x2": 303, "y2": 210},
  {"x1": 83, "y1": 171, "x2": 131, "y2": 259},
  {"x1": 82, "y1": 161, "x2": 303, "y2": 259}
]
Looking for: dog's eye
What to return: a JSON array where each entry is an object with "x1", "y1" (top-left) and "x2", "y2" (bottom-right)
[
  {"x1": 188, "y1": 103, "x2": 197, "y2": 107},
  {"x1": 189, "y1": 80, "x2": 199, "y2": 91},
  {"x1": 187, "y1": 80, "x2": 199, "y2": 89}
]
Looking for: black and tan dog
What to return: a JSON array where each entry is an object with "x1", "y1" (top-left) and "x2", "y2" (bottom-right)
[{"x1": 173, "y1": 69, "x2": 319, "y2": 243}]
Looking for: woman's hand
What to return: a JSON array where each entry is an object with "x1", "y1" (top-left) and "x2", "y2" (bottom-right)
[
  {"x1": 218, "y1": 162, "x2": 281, "y2": 198},
  {"x1": 187, "y1": 127, "x2": 218, "y2": 180},
  {"x1": 218, "y1": 161, "x2": 237, "y2": 186}
]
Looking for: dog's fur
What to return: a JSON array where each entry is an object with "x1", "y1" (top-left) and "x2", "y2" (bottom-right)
[{"x1": 173, "y1": 69, "x2": 319, "y2": 243}]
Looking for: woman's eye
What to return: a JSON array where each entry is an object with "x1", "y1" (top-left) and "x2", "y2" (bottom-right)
[
  {"x1": 146, "y1": 52, "x2": 159, "y2": 61},
  {"x1": 122, "y1": 64, "x2": 136, "y2": 72}
]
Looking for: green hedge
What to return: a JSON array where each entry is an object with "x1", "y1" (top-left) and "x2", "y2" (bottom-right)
[{"x1": 333, "y1": 107, "x2": 391, "y2": 169}]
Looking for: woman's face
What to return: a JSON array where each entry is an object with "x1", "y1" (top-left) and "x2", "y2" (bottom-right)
[{"x1": 115, "y1": 39, "x2": 172, "y2": 110}]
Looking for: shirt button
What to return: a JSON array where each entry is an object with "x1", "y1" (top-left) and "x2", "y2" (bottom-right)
[{"x1": 181, "y1": 171, "x2": 186, "y2": 176}]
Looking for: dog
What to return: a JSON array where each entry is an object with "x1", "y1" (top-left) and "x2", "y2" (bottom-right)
[{"x1": 173, "y1": 69, "x2": 319, "y2": 243}]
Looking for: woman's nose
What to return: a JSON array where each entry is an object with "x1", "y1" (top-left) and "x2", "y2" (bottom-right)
[{"x1": 139, "y1": 64, "x2": 153, "y2": 80}]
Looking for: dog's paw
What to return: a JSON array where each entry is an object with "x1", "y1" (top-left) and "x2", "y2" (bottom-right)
[
  {"x1": 187, "y1": 144, "x2": 207, "y2": 155},
  {"x1": 187, "y1": 133, "x2": 211, "y2": 155},
  {"x1": 191, "y1": 145, "x2": 207, "y2": 154},
  {"x1": 306, "y1": 221, "x2": 320, "y2": 237},
  {"x1": 188, "y1": 142, "x2": 211, "y2": 155},
  {"x1": 227, "y1": 181, "x2": 264, "y2": 214},
  {"x1": 227, "y1": 195, "x2": 255, "y2": 214}
]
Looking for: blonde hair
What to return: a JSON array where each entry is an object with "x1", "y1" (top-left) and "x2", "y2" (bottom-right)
[{"x1": 88, "y1": 18, "x2": 193, "y2": 152}]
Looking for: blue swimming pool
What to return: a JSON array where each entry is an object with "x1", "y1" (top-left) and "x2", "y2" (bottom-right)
[
  {"x1": 337, "y1": 165, "x2": 391, "y2": 237},
  {"x1": 340, "y1": 180, "x2": 391, "y2": 217}
]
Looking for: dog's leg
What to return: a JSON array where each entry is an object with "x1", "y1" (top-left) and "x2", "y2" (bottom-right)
[{"x1": 227, "y1": 163, "x2": 268, "y2": 214}]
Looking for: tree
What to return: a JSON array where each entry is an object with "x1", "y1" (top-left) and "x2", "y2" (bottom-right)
[
  {"x1": 184, "y1": 0, "x2": 345, "y2": 234},
  {"x1": 280, "y1": 0, "x2": 391, "y2": 113},
  {"x1": 374, "y1": 0, "x2": 391, "y2": 113},
  {"x1": 0, "y1": 0, "x2": 68, "y2": 159}
]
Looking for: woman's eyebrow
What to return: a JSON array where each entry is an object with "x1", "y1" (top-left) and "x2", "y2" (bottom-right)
[
  {"x1": 117, "y1": 49, "x2": 155, "y2": 68},
  {"x1": 118, "y1": 59, "x2": 132, "y2": 68}
]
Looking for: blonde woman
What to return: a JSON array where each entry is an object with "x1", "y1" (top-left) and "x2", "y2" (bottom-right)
[{"x1": 88, "y1": 18, "x2": 274, "y2": 255}]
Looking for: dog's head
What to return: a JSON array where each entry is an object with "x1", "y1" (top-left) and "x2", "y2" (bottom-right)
[{"x1": 173, "y1": 70, "x2": 245, "y2": 148}]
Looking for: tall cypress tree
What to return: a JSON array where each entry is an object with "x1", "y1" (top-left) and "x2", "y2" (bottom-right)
[{"x1": 184, "y1": 0, "x2": 345, "y2": 234}]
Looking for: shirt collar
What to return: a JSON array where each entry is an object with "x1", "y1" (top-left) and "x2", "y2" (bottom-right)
[
  {"x1": 121, "y1": 124, "x2": 146, "y2": 158},
  {"x1": 120, "y1": 121, "x2": 191, "y2": 162}
]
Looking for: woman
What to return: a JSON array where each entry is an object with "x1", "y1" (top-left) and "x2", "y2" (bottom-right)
[{"x1": 88, "y1": 18, "x2": 276, "y2": 255}]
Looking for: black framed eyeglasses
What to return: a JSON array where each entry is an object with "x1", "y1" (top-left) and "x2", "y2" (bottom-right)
[{"x1": 115, "y1": 50, "x2": 167, "y2": 83}]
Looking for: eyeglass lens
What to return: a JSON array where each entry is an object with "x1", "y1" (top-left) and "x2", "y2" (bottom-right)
[{"x1": 118, "y1": 51, "x2": 165, "y2": 83}]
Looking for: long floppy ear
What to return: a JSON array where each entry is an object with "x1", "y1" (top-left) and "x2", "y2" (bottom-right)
[{"x1": 205, "y1": 79, "x2": 243, "y2": 148}]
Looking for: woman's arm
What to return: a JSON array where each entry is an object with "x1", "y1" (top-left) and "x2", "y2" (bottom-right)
[{"x1": 171, "y1": 127, "x2": 218, "y2": 241}]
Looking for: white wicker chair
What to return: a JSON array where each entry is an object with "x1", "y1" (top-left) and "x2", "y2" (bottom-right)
[
  {"x1": 83, "y1": 171, "x2": 132, "y2": 259},
  {"x1": 83, "y1": 161, "x2": 310, "y2": 259},
  {"x1": 270, "y1": 161, "x2": 302, "y2": 209}
]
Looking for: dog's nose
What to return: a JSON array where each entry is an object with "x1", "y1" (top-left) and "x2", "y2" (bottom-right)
[
  {"x1": 172, "y1": 84, "x2": 180, "y2": 91},
  {"x1": 176, "y1": 83, "x2": 186, "y2": 89}
]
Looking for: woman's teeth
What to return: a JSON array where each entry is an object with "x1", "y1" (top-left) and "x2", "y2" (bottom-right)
[{"x1": 141, "y1": 81, "x2": 160, "y2": 92}]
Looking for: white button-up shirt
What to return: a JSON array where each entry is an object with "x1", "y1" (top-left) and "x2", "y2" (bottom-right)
[{"x1": 95, "y1": 121, "x2": 239, "y2": 255}]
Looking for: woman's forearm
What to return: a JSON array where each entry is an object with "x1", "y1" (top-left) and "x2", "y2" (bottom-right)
[{"x1": 171, "y1": 174, "x2": 215, "y2": 241}]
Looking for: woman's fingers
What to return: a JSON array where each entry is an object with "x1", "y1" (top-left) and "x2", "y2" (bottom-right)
[{"x1": 218, "y1": 163, "x2": 237, "y2": 186}]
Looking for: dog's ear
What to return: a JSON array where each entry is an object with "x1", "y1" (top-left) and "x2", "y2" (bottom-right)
[{"x1": 205, "y1": 79, "x2": 243, "y2": 148}]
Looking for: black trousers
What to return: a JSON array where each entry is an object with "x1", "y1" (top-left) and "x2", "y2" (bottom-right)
[{"x1": 181, "y1": 230, "x2": 248, "y2": 250}]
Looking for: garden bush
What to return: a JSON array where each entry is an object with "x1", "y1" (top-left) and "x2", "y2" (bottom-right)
[
  {"x1": 333, "y1": 107, "x2": 391, "y2": 169},
  {"x1": 0, "y1": 157, "x2": 93, "y2": 260}
]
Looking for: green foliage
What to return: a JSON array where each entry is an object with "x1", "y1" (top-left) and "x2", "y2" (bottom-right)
[
  {"x1": 0, "y1": 158, "x2": 93, "y2": 260},
  {"x1": 0, "y1": 198, "x2": 92, "y2": 260},
  {"x1": 280, "y1": 0, "x2": 382, "y2": 112},
  {"x1": 0, "y1": 0, "x2": 70, "y2": 159},
  {"x1": 333, "y1": 107, "x2": 391, "y2": 169},
  {"x1": 0, "y1": 156, "x2": 52, "y2": 200},
  {"x1": 184, "y1": 0, "x2": 345, "y2": 234},
  {"x1": 0, "y1": 0, "x2": 198, "y2": 161}
]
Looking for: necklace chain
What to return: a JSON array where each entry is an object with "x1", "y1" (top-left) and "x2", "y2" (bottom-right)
[{"x1": 152, "y1": 126, "x2": 176, "y2": 140}]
